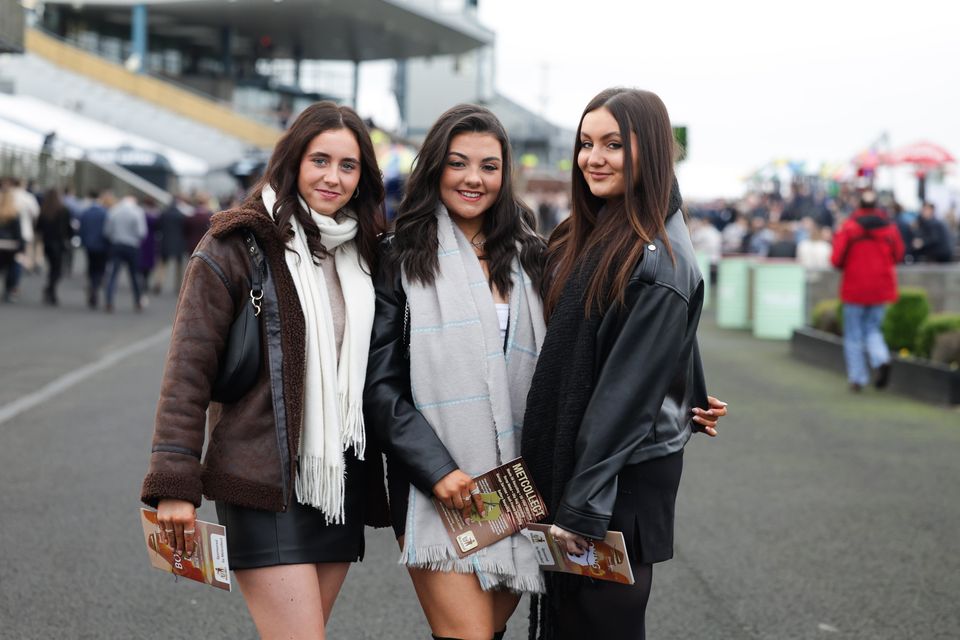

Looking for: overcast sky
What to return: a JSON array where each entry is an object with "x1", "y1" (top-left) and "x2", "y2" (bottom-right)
[
  {"x1": 472, "y1": 0, "x2": 959, "y2": 198},
  {"x1": 354, "y1": 1, "x2": 958, "y2": 199}
]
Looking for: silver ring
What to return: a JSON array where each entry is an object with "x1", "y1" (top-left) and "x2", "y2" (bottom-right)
[
  {"x1": 183, "y1": 530, "x2": 195, "y2": 535},
  {"x1": 469, "y1": 487, "x2": 481, "y2": 496},
  {"x1": 165, "y1": 529, "x2": 174, "y2": 534}
]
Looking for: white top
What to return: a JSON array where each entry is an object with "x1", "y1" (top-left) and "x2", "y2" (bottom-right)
[{"x1": 495, "y1": 303, "x2": 510, "y2": 343}]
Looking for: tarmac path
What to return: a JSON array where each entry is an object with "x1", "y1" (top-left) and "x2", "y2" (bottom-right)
[{"x1": 1, "y1": 269, "x2": 957, "y2": 639}]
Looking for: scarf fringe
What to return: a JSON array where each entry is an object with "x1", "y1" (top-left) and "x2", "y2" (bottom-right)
[
  {"x1": 295, "y1": 453, "x2": 346, "y2": 525},
  {"x1": 339, "y1": 393, "x2": 365, "y2": 460},
  {"x1": 401, "y1": 544, "x2": 544, "y2": 593}
]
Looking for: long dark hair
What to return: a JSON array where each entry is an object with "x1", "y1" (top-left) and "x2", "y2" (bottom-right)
[
  {"x1": 39, "y1": 188, "x2": 64, "y2": 222},
  {"x1": 394, "y1": 104, "x2": 544, "y2": 295},
  {"x1": 247, "y1": 101, "x2": 385, "y2": 272},
  {"x1": 544, "y1": 88, "x2": 678, "y2": 317}
]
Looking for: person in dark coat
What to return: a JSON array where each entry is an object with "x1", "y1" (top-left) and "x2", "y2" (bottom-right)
[
  {"x1": 78, "y1": 191, "x2": 112, "y2": 308},
  {"x1": 831, "y1": 190, "x2": 905, "y2": 391},
  {"x1": 182, "y1": 194, "x2": 212, "y2": 255},
  {"x1": 152, "y1": 194, "x2": 188, "y2": 294},
  {"x1": 913, "y1": 202, "x2": 953, "y2": 262},
  {"x1": 138, "y1": 199, "x2": 160, "y2": 296},
  {"x1": 37, "y1": 188, "x2": 73, "y2": 305}
]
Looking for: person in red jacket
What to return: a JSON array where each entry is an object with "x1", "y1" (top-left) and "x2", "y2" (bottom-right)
[{"x1": 831, "y1": 190, "x2": 905, "y2": 391}]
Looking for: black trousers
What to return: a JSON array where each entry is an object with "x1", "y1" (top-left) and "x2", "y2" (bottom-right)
[
  {"x1": 44, "y1": 246, "x2": 64, "y2": 300},
  {"x1": 86, "y1": 249, "x2": 108, "y2": 298},
  {"x1": 552, "y1": 451, "x2": 683, "y2": 639}
]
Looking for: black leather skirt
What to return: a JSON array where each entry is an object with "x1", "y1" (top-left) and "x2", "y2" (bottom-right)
[{"x1": 215, "y1": 450, "x2": 366, "y2": 570}]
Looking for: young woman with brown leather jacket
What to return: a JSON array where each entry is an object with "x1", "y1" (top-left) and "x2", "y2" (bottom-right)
[{"x1": 140, "y1": 102, "x2": 389, "y2": 639}]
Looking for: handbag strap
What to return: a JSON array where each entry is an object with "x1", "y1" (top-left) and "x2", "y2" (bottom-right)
[{"x1": 242, "y1": 231, "x2": 265, "y2": 317}]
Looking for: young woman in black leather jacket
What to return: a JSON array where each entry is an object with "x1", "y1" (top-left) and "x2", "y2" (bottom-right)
[
  {"x1": 522, "y1": 88, "x2": 728, "y2": 639},
  {"x1": 365, "y1": 104, "x2": 548, "y2": 640}
]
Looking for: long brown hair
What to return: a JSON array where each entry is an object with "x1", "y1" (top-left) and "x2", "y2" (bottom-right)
[
  {"x1": 544, "y1": 88, "x2": 678, "y2": 317},
  {"x1": 247, "y1": 101, "x2": 385, "y2": 272},
  {"x1": 39, "y1": 188, "x2": 65, "y2": 223},
  {"x1": 0, "y1": 181, "x2": 17, "y2": 224},
  {"x1": 393, "y1": 104, "x2": 544, "y2": 295}
]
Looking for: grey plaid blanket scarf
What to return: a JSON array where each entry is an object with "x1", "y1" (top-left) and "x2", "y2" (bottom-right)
[{"x1": 399, "y1": 206, "x2": 546, "y2": 593}]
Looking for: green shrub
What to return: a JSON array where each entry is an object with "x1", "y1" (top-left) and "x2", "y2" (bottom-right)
[
  {"x1": 881, "y1": 288, "x2": 930, "y2": 353},
  {"x1": 915, "y1": 313, "x2": 960, "y2": 359},
  {"x1": 812, "y1": 299, "x2": 843, "y2": 335},
  {"x1": 931, "y1": 331, "x2": 960, "y2": 367}
]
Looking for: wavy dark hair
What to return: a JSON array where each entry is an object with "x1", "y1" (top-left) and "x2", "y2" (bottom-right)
[
  {"x1": 247, "y1": 101, "x2": 385, "y2": 272},
  {"x1": 393, "y1": 104, "x2": 544, "y2": 295},
  {"x1": 544, "y1": 88, "x2": 678, "y2": 317}
]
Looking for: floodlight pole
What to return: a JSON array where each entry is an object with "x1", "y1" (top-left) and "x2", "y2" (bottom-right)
[
  {"x1": 131, "y1": 3, "x2": 147, "y2": 74},
  {"x1": 352, "y1": 59, "x2": 361, "y2": 109}
]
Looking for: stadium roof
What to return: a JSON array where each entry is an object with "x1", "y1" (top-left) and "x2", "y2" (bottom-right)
[{"x1": 43, "y1": 0, "x2": 493, "y2": 61}]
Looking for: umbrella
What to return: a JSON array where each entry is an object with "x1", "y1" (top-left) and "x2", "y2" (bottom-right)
[
  {"x1": 852, "y1": 148, "x2": 886, "y2": 170},
  {"x1": 886, "y1": 141, "x2": 955, "y2": 168},
  {"x1": 885, "y1": 141, "x2": 955, "y2": 202}
]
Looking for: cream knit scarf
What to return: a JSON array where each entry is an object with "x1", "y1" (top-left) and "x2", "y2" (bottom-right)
[{"x1": 262, "y1": 186, "x2": 374, "y2": 524}]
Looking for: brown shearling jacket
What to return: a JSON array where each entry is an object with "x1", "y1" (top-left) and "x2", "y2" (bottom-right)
[{"x1": 140, "y1": 200, "x2": 389, "y2": 526}]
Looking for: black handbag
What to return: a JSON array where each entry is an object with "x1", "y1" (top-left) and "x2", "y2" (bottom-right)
[{"x1": 210, "y1": 231, "x2": 265, "y2": 404}]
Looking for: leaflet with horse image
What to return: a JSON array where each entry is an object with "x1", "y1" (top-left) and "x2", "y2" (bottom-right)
[
  {"x1": 521, "y1": 523, "x2": 636, "y2": 585},
  {"x1": 433, "y1": 457, "x2": 548, "y2": 558},
  {"x1": 139, "y1": 508, "x2": 232, "y2": 591}
]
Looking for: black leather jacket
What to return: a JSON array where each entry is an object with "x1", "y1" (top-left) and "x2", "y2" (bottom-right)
[
  {"x1": 363, "y1": 240, "x2": 458, "y2": 502},
  {"x1": 553, "y1": 210, "x2": 709, "y2": 540}
]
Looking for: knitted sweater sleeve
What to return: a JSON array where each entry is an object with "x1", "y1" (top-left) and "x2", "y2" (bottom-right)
[{"x1": 554, "y1": 284, "x2": 689, "y2": 540}]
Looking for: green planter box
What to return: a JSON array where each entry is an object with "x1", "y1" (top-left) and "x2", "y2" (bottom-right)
[
  {"x1": 696, "y1": 252, "x2": 711, "y2": 310},
  {"x1": 752, "y1": 262, "x2": 806, "y2": 340},
  {"x1": 716, "y1": 258, "x2": 755, "y2": 329}
]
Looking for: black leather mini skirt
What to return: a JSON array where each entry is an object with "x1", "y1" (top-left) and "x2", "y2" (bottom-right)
[{"x1": 215, "y1": 449, "x2": 365, "y2": 570}]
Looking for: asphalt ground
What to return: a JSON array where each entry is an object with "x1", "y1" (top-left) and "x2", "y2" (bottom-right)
[{"x1": 1, "y1": 266, "x2": 958, "y2": 639}]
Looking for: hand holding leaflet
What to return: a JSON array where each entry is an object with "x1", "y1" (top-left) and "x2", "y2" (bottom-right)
[
  {"x1": 432, "y1": 457, "x2": 548, "y2": 558},
  {"x1": 140, "y1": 508, "x2": 232, "y2": 591},
  {"x1": 522, "y1": 523, "x2": 635, "y2": 585}
]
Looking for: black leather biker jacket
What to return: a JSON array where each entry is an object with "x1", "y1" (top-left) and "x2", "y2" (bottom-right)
[{"x1": 553, "y1": 209, "x2": 709, "y2": 540}]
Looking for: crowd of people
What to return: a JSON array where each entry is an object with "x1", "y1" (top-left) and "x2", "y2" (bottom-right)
[
  {"x1": 0, "y1": 178, "x2": 237, "y2": 310},
  {"x1": 687, "y1": 182, "x2": 959, "y2": 269}
]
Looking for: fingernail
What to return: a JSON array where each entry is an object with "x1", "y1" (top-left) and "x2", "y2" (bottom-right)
[{"x1": 719, "y1": 402, "x2": 729, "y2": 406}]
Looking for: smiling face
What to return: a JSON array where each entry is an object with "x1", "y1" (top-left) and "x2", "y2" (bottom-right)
[
  {"x1": 439, "y1": 132, "x2": 503, "y2": 227},
  {"x1": 577, "y1": 107, "x2": 640, "y2": 200},
  {"x1": 297, "y1": 128, "x2": 361, "y2": 217}
]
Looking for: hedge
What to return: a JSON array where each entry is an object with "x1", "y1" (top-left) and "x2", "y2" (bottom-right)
[{"x1": 881, "y1": 288, "x2": 930, "y2": 353}]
